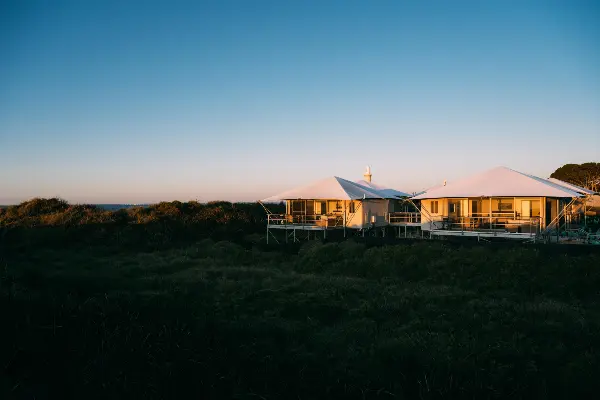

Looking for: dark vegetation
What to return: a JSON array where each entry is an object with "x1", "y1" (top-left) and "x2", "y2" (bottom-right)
[
  {"x1": 2, "y1": 199, "x2": 600, "y2": 399},
  {"x1": 0, "y1": 198, "x2": 284, "y2": 251}
]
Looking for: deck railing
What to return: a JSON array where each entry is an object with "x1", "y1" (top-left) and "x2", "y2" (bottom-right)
[
  {"x1": 388, "y1": 212, "x2": 421, "y2": 224},
  {"x1": 267, "y1": 214, "x2": 344, "y2": 228},
  {"x1": 434, "y1": 215, "x2": 542, "y2": 235}
]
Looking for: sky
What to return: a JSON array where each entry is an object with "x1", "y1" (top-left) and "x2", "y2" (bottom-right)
[{"x1": 1, "y1": 0, "x2": 599, "y2": 204}]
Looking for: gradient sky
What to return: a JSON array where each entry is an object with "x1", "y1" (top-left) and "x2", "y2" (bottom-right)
[{"x1": 1, "y1": 0, "x2": 599, "y2": 204}]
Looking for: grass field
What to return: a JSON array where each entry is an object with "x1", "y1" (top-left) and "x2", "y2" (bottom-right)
[{"x1": 2, "y1": 238, "x2": 600, "y2": 399}]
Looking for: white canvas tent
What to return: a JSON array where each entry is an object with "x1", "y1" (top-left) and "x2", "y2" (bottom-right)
[
  {"x1": 412, "y1": 166, "x2": 582, "y2": 199},
  {"x1": 412, "y1": 183, "x2": 446, "y2": 198},
  {"x1": 546, "y1": 178, "x2": 596, "y2": 195},
  {"x1": 262, "y1": 176, "x2": 397, "y2": 236},
  {"x1": 412, "y1": 166, "x2": 585, "y2": 238},
  {"x1": 354, "y1": 179, "x2": 411, "y2": 198},
  {"x1": 261, "y1": 176, "x2": 387, "y2": 202}
]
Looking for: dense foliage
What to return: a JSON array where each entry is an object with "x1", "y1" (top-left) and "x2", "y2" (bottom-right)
[
  {"x1": 0, "y1": 198, "x2": 284, "y2": 250},
  {"x1": 550, "y1": 162, "x2": 600, "y2": 191},
  {"x1": 0, "y1": 197, "x2": 283, "y2": 228},
  {"x1": 2, "y1": 197, "x2": 600, "y2": 398},
  {"x1": 2, "y1": 235, "x2": 600, "y2": 399}
]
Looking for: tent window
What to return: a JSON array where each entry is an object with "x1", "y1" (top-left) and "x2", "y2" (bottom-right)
[
  {"x1": 291, "y1": 200, "x2": 305, "y2": 213},
  {"x1": 328, "y1": 200, "x2": 342, "y2": 213},
  {"x1": 315, "y1": 201, "x2": 327, "y2": 215},
  {"x1": 306, "y1": 201, "x2": 314, "y2": 215},
  {"x1": 531, "y1": 201, "x2": 540, "y2": 217},
  {"x1": 497, "y1": 199, "x2": 513, "y2": 211}
]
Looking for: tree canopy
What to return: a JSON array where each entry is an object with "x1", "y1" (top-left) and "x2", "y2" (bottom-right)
[{"x1": 550, "y1": 162, "x2": 600, "y2": 192}]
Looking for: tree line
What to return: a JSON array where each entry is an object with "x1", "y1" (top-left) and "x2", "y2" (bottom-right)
[{"x1": 551, "y1": 162, "x2": 600, "y2": 192}]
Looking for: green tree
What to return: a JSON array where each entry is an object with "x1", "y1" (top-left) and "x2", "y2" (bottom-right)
[{"x1": 550, "y1": 162, "x2": 600, "y2": 192}]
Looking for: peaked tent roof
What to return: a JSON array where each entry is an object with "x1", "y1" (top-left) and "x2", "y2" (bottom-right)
[
  {"x1": 411, "y1": 166, "x2": 583, "y2": 200},
  {"x1": 261, "y1": 176, "x2": 387, "y2": 202},
  {"x1": 547, "y1": 178, "x2": 596, "y2": 195},
  {"x1": 413, "y1": 183, "x2": 446, "y2": 198},
  {"x1": 354, "y1": 180, "x2": 411, "y2": 198}
]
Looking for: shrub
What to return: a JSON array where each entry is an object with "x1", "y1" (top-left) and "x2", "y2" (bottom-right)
[{"x1": 0, "y1": 198, "x2": 277, "y2": 250}]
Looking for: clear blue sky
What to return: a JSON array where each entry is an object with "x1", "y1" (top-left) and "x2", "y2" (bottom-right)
[{"x1": 1, "y1": 0, "x2": 599, "y2": 203}]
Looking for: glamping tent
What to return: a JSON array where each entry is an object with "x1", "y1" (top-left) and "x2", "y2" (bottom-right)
[
  {"x1": 353, "y1": 166, "x2": 418, "y2": 225},
  {"x1": 261, "y1": 176, "x2": 399, "y2": 234},
  {"x1": 411, "y1": 166, "x2": 584, "y2": 239}
]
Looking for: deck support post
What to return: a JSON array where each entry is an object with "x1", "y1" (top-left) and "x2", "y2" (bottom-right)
[
  {"x1": 557, "y1": 199, "x2": 560, "y2": 242},
  {"x1": 266, "y1": 225, "x2": 269, "y2": 244},
  {"x1": 343, "y1": 201, "x2": 347, "y2": 238},
  {"x1": 489, "y1": 197, "x2": 493, "y2": 231}
]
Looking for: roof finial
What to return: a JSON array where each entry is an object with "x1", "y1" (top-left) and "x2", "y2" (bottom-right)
[{"x1": 364, "y1": 165, "x2": 372, "y2": 183}]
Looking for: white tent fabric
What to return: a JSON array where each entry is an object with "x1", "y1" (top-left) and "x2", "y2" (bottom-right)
[
  {"x1": 261, "y1": 176, "x2": 387, "y2": 202},
  {"x1": 413, "y1": 183, "x2": 445, "y2": 198},
  {"x1": 546, "y1": 178, "x2": 596, "y2": 195},
  {"x1": 411, "y1": 166, "x2": 583, "y2": 199},
  {"x1": 354, "y1": 179, "x2": 411, "y2": 198}
]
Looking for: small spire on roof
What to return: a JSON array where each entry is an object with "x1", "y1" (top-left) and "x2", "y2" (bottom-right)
[{"x1": 364, "y1": 165, "x2": 372, "y2": 183}]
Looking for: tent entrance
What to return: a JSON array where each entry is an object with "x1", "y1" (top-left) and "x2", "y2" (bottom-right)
[{"x1": 448, "y1": 200, "x2": 462, "y2": 219}]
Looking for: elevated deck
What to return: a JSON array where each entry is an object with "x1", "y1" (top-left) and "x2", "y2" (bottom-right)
[
  {"x1": 422, "y1": 215, "x2": 542, "y2": 240},
  {"x1": 388, "y1": 212, "x2": 422, "y2": 226},
  {"x1": 425, "y1": 215, "x2": 541, "y2": 232},
  {"x1": 267, "y1": 214, "x2": 345, "y2": 230},
  {"x1": 429, "y1": 230, "x2": 537, "y2": 240},
  {"x1": 268, "y1": 224, "x2": 339, "y2": 231}
]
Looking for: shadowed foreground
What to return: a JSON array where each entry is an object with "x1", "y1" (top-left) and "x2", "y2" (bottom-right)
[{"x1": 2, "y1": 239, "x2": 600, "y2": 399}]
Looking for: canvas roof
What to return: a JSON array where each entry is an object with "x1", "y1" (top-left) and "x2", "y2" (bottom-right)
[
  {"x1": 261, "y1": 176, "x2": 389, "y2": 202},
  {"x1": 354, "y1": 179, "x2": 411, "y2": 198},
  {"x1": 413, "y1": 183, "x2": 445, "y2": 198},
  {"x1": 412, "y1": 166, "x2": 583, "y2": 200},
  {"x1": 546, "y1": 178, "x2": 596, "y2": 195}
]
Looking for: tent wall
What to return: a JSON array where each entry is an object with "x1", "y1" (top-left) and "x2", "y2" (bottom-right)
[
  {"x1": 420, "y1": 196, "x2": 554, "y2": 231},
  {"x1": 346, "y1": 200, "x2": 364, "y2": 229},
  {"x1": 387, "y1": 199, "x2": 416, "y2": 213},
  {"x1": 361, "y1": 200, "x2": 389, "y2": 228},
  {"x1": 283, "y1": 199, "x2": 382, "y2": 229}
]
